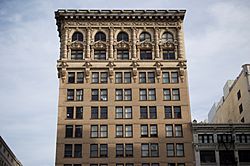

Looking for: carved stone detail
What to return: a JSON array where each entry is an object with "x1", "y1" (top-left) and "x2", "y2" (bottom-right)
[
  {"x1": 57, "y1": 61, "x2": 68, "y2": 83},
  {"x1": 83, "y1": 61, "x2": 92, "y2": 83}
]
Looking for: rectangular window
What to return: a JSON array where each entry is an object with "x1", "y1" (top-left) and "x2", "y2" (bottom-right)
[
  {"x1": 124, "y1": 72, "x2": 131, "y2": 83},
  {"x1": 198, "y1": 134, "x2": 214, "y2": 143},
  {"x1": 67, "y1": 107, "x2": 74, "y2": 119},
  {"x1": 200, "y1": 150, "x2": 216, "y2": 163},
  {"x1": 124, "y1": 89, "x2": 132, "y2": 101},
  {"x1": 94, "y1": 50, "x2": 106, "y2": 60},
  {"x1": 64, "y1": 144, "x2": 72, "y2": 157},
  {"x1": 176, "y1": 143, "x2": 184, "y2": 156},
  {"x1": 171, "y1": 72, "x2": 179, "y2": 83},
  {"x1": 236, "y1": 134, "x2": 250, "y2": 143},
  {"x1": 92, "y1": 89, "x2": 108, "y2": 101},
  {"x1": 141, "y1": 144, "x2": 149, "y2": 157},
  {"x1": 175, "y1": 125, "x2": 183, "y2": 137},
  {"x1": 149, "y1": 106, "x2": 157, "y2": 119},
  {"x1": 100, "y1": 89, "x2": 108, "y2": 101},
  {"x1": 174, "y1": 106, "x2": 182, "y2": 119},
  {"x1": 150, "y1": 125, "x2": 158, "y2": 137},
  {"x1": 76, "y1": 72, "x2": 84, "y2": 83},
  {"x1": 124, "y1": 107, "x2": 132, "y2": 119},
  {"x1": 117, "y1": 50, "x2": 129, "y2": 60},
  {"x1": 100, "y1": 125, "x2": 108, "y2": 138},
  {"x1": 90, "y1": 144, "x2": 98, "y2": 158},
  {"x1": 100, "y1": 144, "x2": 108, "y2": 157},
  {"x1": 172, "y1": 89, "x2": 180, "y2": 101},
  {"x1": 165, "y1": 106, "x2": 172, "y2": 119},
  {"x1": 177, "y1": 164, "x2": 185, "y2": 166},
  {"x1": 125, "y1": 144, "x2": 133, "y2": 157},
  {"x1": 140, "y1": 50, "x2": 152, "y2": 60},
  {"x1": 91, "y1": 107, "x2": 98, "y2": 119},
  {"x1": 100, "y1": 72, "x2": 108, "y2": 83},
  {"x1": 139, "y1": 72, "x2": 146, "y2": 83},
  {"x1": 116, "y1": 107, "x2": 132, "y2": 119},
  {"x1": 116, "y1": 144, "x2": 124, "y2": 157},
  {"x1": 166, "y1": 125, "x2": 173, "y2": 137},
  {"x1": 91, "y1": 89, "x2": 99, "y2": 101},
  {"x1": 76, "y1": 89, "x2": 83, "y2": 101},
  {"x1": 151, "y1": 143, "x2": 159, "y2": 157},
  {"x1": 116, "y1": 125, "x2": 123, "y2": 137},
  {"x1": 163, "y1": 50, "x2": 175, "y2": 60},
  {"x1": 166, "y1": 143, "x2": 174, "y2": 157},
  {"x1": 115, "y1": 107, "x2": 123, "y2": 119},
  {"x1": 92, "y1": 72, "x2": 99, "y2": 83},
  {"x1": 148, "y1": 89, "x2": 156, "y2": 100},
  {"x1": 76, "y1": 107, "x2": 83, "y2": 119},
  {"x1": 162, "y1": 72, "x2": 170, "y2": 83},
  {"x1": 91, "y1": 125, "x2": 98, "y2": 138},
  {"x1": 68, "y1": 72, "x2": 75, "y2": 83},
  {"x1": 75, "y1": 125, "x2": 82, "y2": 138},
  {"x1": 115, "y1": 89, "x2": 123, "y2": 101},
  {"x1": 125, "y1": 125, "x2": 133, "y2": 137},
  {"x1": 67, "y1": 89, "x2": 74, "y2": 101},
  {"x1": 115, "y1": 72, "x2": 122, "y2": 83},
  {"x1": 65, "y1": 125, "x2": 73, "y2": 138},
  {"x1": 163, "y1": 89, "x2": 171, "y2": 101},
  {"x1": 100, "y1": 107, "x2": 108, "y2": 119},
  {"x1": 140, "y1": 106, "x2": 148, "y2": 119},
  {"x1": 217, "y1": 134, "x2": 233, "y2": 143},
  {"x1": 71, "y1": 50, "x2": 83, "y2": 60},
  {"x1": 148, "y1": 72, "x2": 155, "y2": 83},
  {"x1": 141, "y1": 125, "x2": 148, "y2": 137},
  {"x1": 74, "y1": 144, "x2": 82, "y2": 158},
  {"x1": 140, "y1": 89, "x2": 147, "y2": 100}
]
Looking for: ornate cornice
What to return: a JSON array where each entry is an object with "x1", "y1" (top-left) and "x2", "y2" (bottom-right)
[{"x1": 55, "y1": 9, "x2": 185, "y2": 38}]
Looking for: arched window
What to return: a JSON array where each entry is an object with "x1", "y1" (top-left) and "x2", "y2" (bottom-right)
[
  {"x1": 72, "y1": 32, "x2": 83, "y2": 42},
  {"x1": 95, "y1": 32, "x2": 106, "y2": 42},
  {"x1": 162, "y1": 32, "x2": 174, "y2": 42},
  {"x1": 117, "y1": 32, "x2": 129, "y2": 42},
  {"x1": 139, "y1": 32, "x2": 151, "y2": 42}
]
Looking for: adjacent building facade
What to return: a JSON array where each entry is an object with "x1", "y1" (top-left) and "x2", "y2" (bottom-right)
[
  {"x1": 0, "y1": 136, "x2": 22, "y2": 166},
  {"x1": 208, "y1": 64, "x2": 250, "y2": 123},
  {"x1": 192, "y1": 123, "x2": 250, "y2": 166},
  {"x1": 55, "y1": 10, "x2": 194, "y2": 166}
]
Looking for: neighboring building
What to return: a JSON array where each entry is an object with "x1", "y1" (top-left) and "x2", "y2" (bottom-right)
[
  {"x1": 0, "y1": 136, "x2": 22, "y2": 166},
  {"x1": 192, "y1": 123, "x2": 250, "y2": 166},
  {"x1": 208, "y1": 64, "x2": 250, "y2": 123},
  {"x1": 55, "y1": 10, "x2": 194, "y2": 166}
]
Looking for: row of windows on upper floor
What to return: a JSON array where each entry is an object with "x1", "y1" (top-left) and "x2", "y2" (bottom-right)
[
  {"x1": 64, "y1": 164, "x2": 186, "y2": 166},
  {"x1": 66, "y1": 106, "x2": 182, "y2": 120},
  {"x1": 63, "y1": 143, "x2": 185, "y2": 159},
  {"x1": 72, "y1": 31, "x2": 174, "y2": 43},
  {"x1": 197, "y1": 134, "x2": 250, "y2": 144},
  {"x1": 67, "y1": 88, "x2": 180, "y2": 101},
  {"x1": 70, "y1": 49, "x2": 176, "y2": 60},
  {"x1": 64, "y1": 124, "x2": 183, "y2": 139},
  {"x1": 67, "y1": 71, "x2": 179, "y2": 84}
]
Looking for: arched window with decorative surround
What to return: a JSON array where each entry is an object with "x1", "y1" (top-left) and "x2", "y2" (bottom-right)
[
  {"x1": 117, "y1": 32, "x2": 129, "y2": 42},
  {"x1": 72, "y1": 32, "x2": 83, "y2": 42},
  {"x1": 95, "y1": 32, "x2": 106, "y2": 42},
  {"x1": 139, "y1": 32, "x2": 151, "y2": 42},
  {"x1": 162, "y1": 32, "x2": 174, "y2": 43}
]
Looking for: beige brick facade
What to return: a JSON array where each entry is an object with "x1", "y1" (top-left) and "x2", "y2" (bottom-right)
[
  {"x1": 55, "y1": 10, "x2": 194, "y2": 166},
  {"x1": 208, "y1": 64, "x2": 250, "y2": 123}
]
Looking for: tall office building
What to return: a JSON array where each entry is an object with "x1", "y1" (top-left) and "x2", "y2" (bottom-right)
[
  {"x1": 55, "y1": 10, "x2": 194, "y2": 166},
  {"x1": 208, "y1": 64, "x2": 250, "y2": 123}
]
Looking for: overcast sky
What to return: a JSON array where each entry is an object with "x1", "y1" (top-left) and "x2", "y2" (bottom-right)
[{"x1": 0, "y1": 0, "x2": 249, "y2": 165}]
